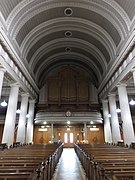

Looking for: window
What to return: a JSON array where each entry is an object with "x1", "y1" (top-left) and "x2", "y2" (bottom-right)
[
  {"x1": 70, "y1": 133, "x2": 73, "y2": 143},
  {"x1": 64, "y1": 133, "x2": 68, "y2": 143}
]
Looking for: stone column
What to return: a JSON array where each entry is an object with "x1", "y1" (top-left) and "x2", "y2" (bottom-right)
[
  {"x1": 2, "y1": 83, "x2": 19, "y2": 147},
  {"x1": 26, "y1": 99, "x2": 35, "y2": 144},
  {"x1": 108, "y1": 93, "x2": 121, "y2": 143},
  {"x1": 0, "y1": 68, "x2": 6, "y2": 98},
  {"x1": 117, "y1": 83, "x2": 135, "y2": 145},
  {"x1": 131, "y1": 69, "x2": 135, "y2": 86},
  {"x1": 84, "y1": 122, "x2": 87, "y2": 142},
  {"x1": 16, "y1": 93, "x2": 29, "y2": 144},
  {"x1": 51, "y1": 123, "x2": 54, "y2": 143},
  {"x1": 102, "y1": 99, "x2": 112, "y2": 143}
]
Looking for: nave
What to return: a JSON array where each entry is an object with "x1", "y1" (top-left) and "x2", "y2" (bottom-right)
[
  {"x1": 52, "y1": 148, "x2": 87, "y2": 180},
  {"x1": 0, "y1": 142, "x2": 135, "y2": 179}
]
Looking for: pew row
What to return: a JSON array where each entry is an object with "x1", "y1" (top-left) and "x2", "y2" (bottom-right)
[
  {"x1": 0, "y1": 143, "x2": 63, "y2": 180},
  {"x1": 74, "y1": 143, "x2": 135, "y2": 180}
]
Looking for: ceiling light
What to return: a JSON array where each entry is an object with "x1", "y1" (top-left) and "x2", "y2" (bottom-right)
[
  {"x1": 65, "y1": 47, "x2": 71, "y2": 52},
  {"x1": 43, "y1": 121, "x2": 47, "y2": 125},
  {"x1": 129, "y1": 99, "x2": 135, "y2": 105},
  {"x1": 67, "y1": 127, "x2": 70, "y2": 131},
  {"x1": 16, "y1": 109, "x2": 21, "y2": 114},
  {"x1": 26, "y1": 114, "x2": 30, "y2": 118},
  {"x1": 108, "y1": 114, "x2": 111, "y2": 117},
  {"x1": 64, "y1": 8, "x2": 73, "y2": 16},
  {"x1": 1, "y1": 100, "x2": 7, "y2": 107},
  {"x1": 90, "y1": 128, "x2": 99, "y2": 131},
  {"x1": 38, "y1": 128, "x2": 47, "y2": 132},
  {"x1": 65, "y1": 31, "x2": 72, "y2": 37},
  {"x1": 90, "y1": 121, "x2": 94, "y2": 124},
  {"x1": 67, "y1": 121, "x2": 70, "y2": 124},
  {"x1": 116, "y1": 108, "x2": 121, "y2": 113}
]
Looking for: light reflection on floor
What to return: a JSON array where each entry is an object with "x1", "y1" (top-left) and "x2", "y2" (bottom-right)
[{"x1": 52, "y1": 148, "x2": 88, "y2": 180}]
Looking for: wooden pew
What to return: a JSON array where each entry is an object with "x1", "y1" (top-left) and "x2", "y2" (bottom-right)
[
  {"x1": 0, "y1": 143, "x2": 8, "y2": 150},
  {"x1": 74, "y1": 143, "x2": 135, "y2": 180},
  {"x1": 0, "y1": 143, "x2": 63, "y2": 180},
  {"x1": 0, "y1": 172, "x2": 36, "y2": 180}
]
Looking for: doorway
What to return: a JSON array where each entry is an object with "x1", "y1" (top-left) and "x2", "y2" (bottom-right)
[{"x1": 64, "y1": 132, "x2": 74, "y2": 147}]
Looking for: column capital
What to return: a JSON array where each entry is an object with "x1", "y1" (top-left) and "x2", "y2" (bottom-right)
[
  {"x1": 116, "y1": 82, "x2": 127, "y2": 87},
  {"x1": 29, "y1": 99, "x2": 36, "y2": 104},
  {"x1": 21, "y1": 93, "x2": 29, "y2": 97},
  {"x1": 108, "y1": 93, "x2": 116, "y2": 97},
  {"x1": 102, "y1": 99, "x2": 108, "y2": 103},
  {"x1": 10, "y1": 82, "x2": 20, "y2": 88},
  {"x1": 131, "y1": 68, "x2": 135, "y2": 73}
]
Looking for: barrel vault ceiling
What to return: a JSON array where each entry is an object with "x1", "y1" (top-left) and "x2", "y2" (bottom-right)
[{"x1": 0, "y1": 0, "x2": 135, "y2": 94}]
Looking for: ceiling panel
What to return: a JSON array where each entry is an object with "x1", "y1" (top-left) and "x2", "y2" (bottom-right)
[{"x1": 115, "y1": 0, "x2": 135, "y2": 20}]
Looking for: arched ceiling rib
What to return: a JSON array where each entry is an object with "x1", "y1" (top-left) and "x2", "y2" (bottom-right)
[
  {"x1": 27, "y1": 30, "x2": 110, "y2": 63},
  {"x1": 38, "y1": 58, "x2": 99, "y2": 87},
  {"x1": 21, "y1": 19, "x2": 116, "y2": 60},
  {"x1": 30, "y1": 40, "x2": 107, "y2": 75},
  {"x1": 0, "y1": 0, "x2": 134, "y2": 89},
  {"x1": 34, "y1": 51, "x2": 102, "y2": 82},
  {"x1": 13, "y1": 6, "x2": 122, "y2": 47},
  {"x1": 114, "y1": 0, "x2": 135, "y2": 21}
]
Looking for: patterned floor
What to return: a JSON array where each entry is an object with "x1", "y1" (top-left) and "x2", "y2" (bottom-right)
[{"x1": 52, "y1": 148, "x2": 88, "y2": 180}]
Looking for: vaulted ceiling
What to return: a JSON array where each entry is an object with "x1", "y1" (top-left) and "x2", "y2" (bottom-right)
[{"x1": 0, "y1": 0, "x2": 135, "y2": 90}]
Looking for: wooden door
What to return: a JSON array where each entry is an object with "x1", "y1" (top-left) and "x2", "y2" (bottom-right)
[{"x1": 64, "y1": 132, "x2": 74, "y2": 148}]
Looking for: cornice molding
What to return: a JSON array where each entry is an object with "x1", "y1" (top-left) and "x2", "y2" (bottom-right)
[
  {"x1": 99, "y1": 46, "x2": 135, "y2": 99},
  {"x1": 0, "y1": 44, "x2": 38, "y2": 99},
  {"x1": 103, "y1": 0, "x2": 131, "y2": 31},
  {"x1": 98, "y1": 31, "x2": 135, "y2": 95},
  {"x1": 0, "y1": 31, "x2": 39, "y2": 94}
]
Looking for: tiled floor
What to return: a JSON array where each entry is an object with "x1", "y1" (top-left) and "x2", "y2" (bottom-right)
[{"x1": 52, "y1": 148, "x2": 88, "y2": 180}]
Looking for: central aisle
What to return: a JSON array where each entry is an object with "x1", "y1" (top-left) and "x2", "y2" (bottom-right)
[{"x1": 52, "y1": 148, "x2": 87, "y2": 180}]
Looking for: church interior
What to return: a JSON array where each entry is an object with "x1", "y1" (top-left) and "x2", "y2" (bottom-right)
[{"x1": 0, "y1": 0, "x2": 135, "y2": 179}]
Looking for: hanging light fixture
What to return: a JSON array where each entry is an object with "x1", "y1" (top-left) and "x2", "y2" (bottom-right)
[
  {"x1": 16, "y1": 109, "x2": 21, "y2": 114},
  {"x1": 116, "y1": 108, "x2": 121, "y2": 113},
  {"x1": 108, "y1": 114, "x2": 111, "y2": 117},
  {"x1": 67, "y1": 125, "x2": 70, "y2": 131},
  {"x1": 67, "y1": 121, "x2": 70, "y2": 124},
  {"x1": 129, "y1": 99, "x2": 135, "y2": 105},
  {"x1": 1, "y1": 100, "x2": 7, "y2": 107},
  {"x1": 26, "y1": 114, "x2": 30, "y2": 118}
]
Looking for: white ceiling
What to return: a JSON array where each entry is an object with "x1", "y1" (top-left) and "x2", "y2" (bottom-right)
[{"x1": 0, "y1": 0, "x2": 135, "y2": 95}]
